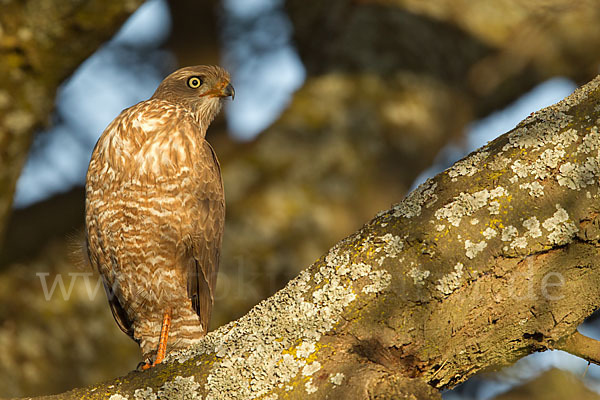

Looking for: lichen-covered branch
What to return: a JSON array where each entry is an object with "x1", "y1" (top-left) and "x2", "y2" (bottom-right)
[
  {"x1": 30, "y1": 76, "x2": 600, "y2": 399},
  {"x1": 216, "y1": 0, "x2": 600, "y2": 327},
  {"x1": 0, "y1": 0, "x2": 144, "y2": 243}
]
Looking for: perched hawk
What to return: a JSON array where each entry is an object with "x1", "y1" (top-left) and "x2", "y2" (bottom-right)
[{"x1": 85, "y1": 65, "x2": 233, "y2": 369}]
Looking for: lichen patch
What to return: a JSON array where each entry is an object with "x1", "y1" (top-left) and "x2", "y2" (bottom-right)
[
  {"x1": 330, "y1": 372, "x2": 345, "y2": 386},
  {"x1": 557, "y1": 154, "x2": 600, "y2": 190},
  {"x1": 511, "y1": 148, "x2": 566, "y2": 180},
  {"x1": 302, "y1": 361, "x2": 322, "y2": 376},
  {"x1": 542, "y1": 205, "x2": 579, "y2": 245},
  {"x1": 158, "y1": 376, "x2": 201, "y2": 400},
  {"x1": 577, "y1": 126, "x2": 600, "y2": 154},
  {"x1": 488, "y1": 200, "x2": 501, "y2": 215},
  {"x1": 388, "y1": 178, "x2": 438, "y2": 219},
  {"x1": 511, "y1": 160, "x2": 529, "y2": 178},
  {"x1": 489, "y1": 155, "x2": 511, "y2": 171},
  {"x1": 296, "y1": 342, "x2": 316, "y2": 359},
  {"x1": 434, "y1": 187, "x2": 508, "y2": 227},
  {"x1": 510, "y1": 236, "x2": 528, "y2": 249},
  {"x1": 380, "y1": 233, "x2": 404, "y2": 255},
  {"x1": 523, "y1": 217, "x2": 542, "y2": 238},
  {"x1": 503, "y1": 113, "x2": 575, "y2": 152},
  {"x1": 408, "y1": 266, "x2": 431, "y2": 285},
  {"x1": 519, "y1": 181, "x2": 544, "y2": 197},
  {"x1": 448, "y1": 151, "x2": 489, "y2": 181},
  {"x1": 134, "y1": 388, "x2": 157, "y2": 400},
  {"x1": 501, "y1": 226, "x2": 518, "y2": 242},
  {"x1": 465, "y1": 240, "x2": 487, "y2": 259},
  {"x1": 305, "y1": 378, "x2": 318, "y2": 394},
  {"x1": 344, "y1": 262, "x2": 371, "y2": 281},
  {"x1": 363, "y1": 270, "x2": 392, "y2": 293},
  {"x1": 436, "y1": 263, "x2": 464, "y2": 295},
  {"x1": 482, "y1": 227, "x2": 497, "y2": 239}
]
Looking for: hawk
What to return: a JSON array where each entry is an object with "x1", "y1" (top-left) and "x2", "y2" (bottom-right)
[{"x1": 85, "y1": 65, "x2": 233, "y2": 369}]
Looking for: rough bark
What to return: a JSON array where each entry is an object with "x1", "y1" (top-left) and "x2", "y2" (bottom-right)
[
  {"x1": 0, "y1": 0, "x2": 145, "y2": 243},
  {"x1": 27, "y1": 74, "x2": 600, "y2": 399}
]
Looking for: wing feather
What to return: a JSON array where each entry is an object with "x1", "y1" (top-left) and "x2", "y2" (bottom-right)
[
  {"x1": 102, "y1": 276, "x2": 136, "y2": 340},
  {"x1": 186, "y1": 140, "x2": 225, "y2": 333}
]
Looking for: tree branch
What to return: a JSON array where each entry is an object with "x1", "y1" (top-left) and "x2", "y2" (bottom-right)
[
  {"x1": 555, "y1": 331, "x2": 600, "y2": 367},
  {"x1": 27, "y1": 74, "x2": 600, "y2": 398}
]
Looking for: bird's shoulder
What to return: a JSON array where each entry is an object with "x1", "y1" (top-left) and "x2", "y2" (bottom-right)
[
  {"x1": 90, "y1": 98, "x2": 206, "y2": 172},
  {"x1": 89, "y1": 99, "x2": 220, "y2": 182},
  {"x1": 110, "y1": 98, "x2": 198, "y2": 136}
]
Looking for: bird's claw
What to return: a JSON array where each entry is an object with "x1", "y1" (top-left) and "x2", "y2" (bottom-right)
[{"x1": 137, "y1": 359, "x2": 153, "y2": 371}]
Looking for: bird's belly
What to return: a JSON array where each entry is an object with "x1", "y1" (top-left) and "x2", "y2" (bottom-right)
[{"x1": 88, "y1": 180, "x2": 196, "y2": 316}]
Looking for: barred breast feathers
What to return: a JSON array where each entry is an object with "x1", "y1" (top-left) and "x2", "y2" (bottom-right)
[{"x1": 92, "y1": 99, "x2": 207, "y2": 181}]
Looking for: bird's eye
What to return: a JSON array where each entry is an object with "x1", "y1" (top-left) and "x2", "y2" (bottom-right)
[{"x1": 187, "y1": 76, "x2": 203, "y2": 89}]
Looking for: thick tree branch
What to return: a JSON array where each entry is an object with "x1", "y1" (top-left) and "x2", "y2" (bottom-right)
[
  {"x1": 215, "y1": 0, "x2": 600, "y2": 326},
  {"x1": 28, "y1": 75, "x2": 600, "y2": 399}
]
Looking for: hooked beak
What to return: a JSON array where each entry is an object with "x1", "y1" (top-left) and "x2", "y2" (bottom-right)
[
  {"x1": 203, "y1": 81, "x2": 235, "y2": 100},
  {"x1": 221, "y1": 83, "x2": 235, "y2": 100}
]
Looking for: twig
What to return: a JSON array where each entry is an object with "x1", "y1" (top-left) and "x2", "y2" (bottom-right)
[{"x1": 555, "y1": 331, "x2": 600, "y2": 367}]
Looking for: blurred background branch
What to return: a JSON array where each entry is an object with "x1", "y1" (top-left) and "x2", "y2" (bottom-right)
[{"x1": 0, "y1": 0, "x2": 146, "y2": 242}]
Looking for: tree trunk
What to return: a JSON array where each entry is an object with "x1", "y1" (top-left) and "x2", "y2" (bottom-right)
[
  {"x1": 0, "y1": 0, "x2": 145, "y2": 244},
  {"x1": 28, "y1": 73, "x2": 600, "y2": 400}
]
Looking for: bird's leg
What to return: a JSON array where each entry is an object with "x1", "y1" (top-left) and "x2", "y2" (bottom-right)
[
  {"x1": 154, "y1": 309, "x2": 171, "y2": 364},
  {"x1": 141, "y1": 309, "x2": 172, "y2": 370}
]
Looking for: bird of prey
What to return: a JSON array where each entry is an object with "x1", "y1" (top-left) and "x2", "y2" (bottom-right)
[{"x1": 85, "y1": 65, "x2": 233, "y2": 369}]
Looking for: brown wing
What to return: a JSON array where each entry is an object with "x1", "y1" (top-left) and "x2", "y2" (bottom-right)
[
  {"x1": 186, "y1": 140, "x2": 225, "y2": 333},
  {"x1": 102, "y1": 277, "x2": 136, "y2": 340},
  {"x1": 86, "y1": 236, "x2": 135, "y2": 341},
  {"x1": 85, "y1": 133, "x2": 132, "y2": 340}
]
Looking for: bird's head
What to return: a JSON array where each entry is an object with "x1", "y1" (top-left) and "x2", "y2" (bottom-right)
[{"x1": 151, "y1": 65, "x2": 234, "y2": 127}]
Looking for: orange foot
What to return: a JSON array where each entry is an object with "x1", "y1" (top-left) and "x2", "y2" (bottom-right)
[{"x1": 141, "y1": 309, "x2": 172, "y2": 370}]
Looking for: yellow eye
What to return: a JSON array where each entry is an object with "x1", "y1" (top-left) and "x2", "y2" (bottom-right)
[{"x1": 187, "y1": 76, "x2": 203, "y2": 88}]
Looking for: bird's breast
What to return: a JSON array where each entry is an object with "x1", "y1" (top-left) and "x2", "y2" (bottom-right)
[
  {"x1": 92, "y1": 100, "x2": 205, "y2": 182},
  {"x1": 134, "y1": 132, "x2": 195, "y2": 177}
]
